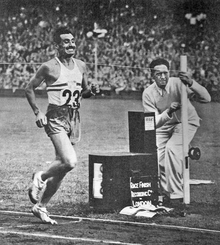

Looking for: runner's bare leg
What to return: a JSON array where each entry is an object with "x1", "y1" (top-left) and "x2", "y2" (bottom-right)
[{"x1": 38, "y1": 132, "x2": 77, "y2": 207}]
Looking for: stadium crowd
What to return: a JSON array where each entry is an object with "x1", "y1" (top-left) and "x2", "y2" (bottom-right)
[{"x1": 0, "y1": 3, "x2": 220, "y2": 98}]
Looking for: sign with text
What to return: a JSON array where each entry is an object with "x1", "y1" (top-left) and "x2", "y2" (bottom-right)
[
  {"x1": 144, "y1": 116, "x2": 155, "y2": 131},
  {"x1": 130, "y1": 176, "x2": 158, "y2": 207}
]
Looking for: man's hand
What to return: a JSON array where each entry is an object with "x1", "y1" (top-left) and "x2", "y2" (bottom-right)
[
  {"x1": 178, "y1": 71, "x2": 193, "y2": 87},
  {"x1": 91, "y1": 82, "x2": 100, "y2": 95},
  {"x1": 35, "y1": 111, "x2": 47, "y2": 128},
  {"x1": 167, "y1": 102, "x2": 181, "y2": 117}
]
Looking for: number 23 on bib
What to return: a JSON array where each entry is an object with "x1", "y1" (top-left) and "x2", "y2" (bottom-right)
[{"x1": 60, "y1": 81, "x2": 82, "y2": 108}]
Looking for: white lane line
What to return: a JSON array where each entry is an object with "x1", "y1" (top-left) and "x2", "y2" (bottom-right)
[
  {"x1": 0, "y1": 225, "x2": 34, "y2": 229},
  {"x1": 0, "y1": 229, "x2": 142, "y2": 245},
  {"x1": 57, "y1": 219, "x2": 83, "y2": 225},
  {"x1": 0, "y1": 210, "x2": 220, "y2": 235}
]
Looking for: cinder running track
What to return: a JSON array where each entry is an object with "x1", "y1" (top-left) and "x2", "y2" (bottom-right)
[{"x1": 0, "y1": 211, "x2": 220, "y2": 244}]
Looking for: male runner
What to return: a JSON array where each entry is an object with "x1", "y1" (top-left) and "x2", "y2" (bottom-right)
[
  {"x1": 25, "y1": 27, "x2": 99, "y2": 224},
  {"x1": 142, "y1": 58, "x2": 211, "y2": 205}
]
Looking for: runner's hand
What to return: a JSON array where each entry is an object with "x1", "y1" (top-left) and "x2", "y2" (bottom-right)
[
  {"x1": 91, "y1": 82, "x2": 100, "y2": 95},
  {"x1": 35, "y1": 111, "x2": 47, "y2": 128}
]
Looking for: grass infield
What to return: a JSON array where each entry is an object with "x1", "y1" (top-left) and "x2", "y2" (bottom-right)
[{"x1": 0, "y1": 96, "x2": 220, "y2": 231}]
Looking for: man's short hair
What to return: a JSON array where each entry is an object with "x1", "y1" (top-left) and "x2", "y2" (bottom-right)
[
  {"x1": 53, "y1": 27, "x2": 73, "y2": 44},
  {"x1": 149, "y1": 58, "x2": 170, "y2": 75}
]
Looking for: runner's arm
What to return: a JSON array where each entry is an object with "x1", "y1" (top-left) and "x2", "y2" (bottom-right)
[
  {"x1": 25, "y1": 65, "x2": 48, "y2": 115},
  {"x1": 77, "y1": 61, "x2": 99, "y2": 98},
  {"x1": 25, "y1": 64, "x2": 48, "y2": 127}
]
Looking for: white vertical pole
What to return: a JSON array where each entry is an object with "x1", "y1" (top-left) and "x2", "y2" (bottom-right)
[
  {"x1": 180, "y1": 55, "x2": 190, "y2": 204},
  {"x1": 94, "y1": 39, "x2": 98, "y2": 82}
]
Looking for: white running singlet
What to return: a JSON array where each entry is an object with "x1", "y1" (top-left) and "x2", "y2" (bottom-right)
[{"x1": 46, "y1": 57, "x2": 83, "y2": 108}]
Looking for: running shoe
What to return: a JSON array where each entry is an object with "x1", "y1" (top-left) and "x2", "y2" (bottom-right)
[
  {"x1": 32, "y1": 204, "x2": 57, "y2": 225},
  {"x1": 28, "y1": 171, "x2": 46, "y2": 204}
]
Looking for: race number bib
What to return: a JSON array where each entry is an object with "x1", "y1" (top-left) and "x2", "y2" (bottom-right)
[{"x1": 60, "y1": 82, "x2": 82, "y2": 108}]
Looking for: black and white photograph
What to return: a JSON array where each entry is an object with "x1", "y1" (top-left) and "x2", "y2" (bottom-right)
[{"x1": 0, "y1": 0, "x2": 220, "y2": 244}]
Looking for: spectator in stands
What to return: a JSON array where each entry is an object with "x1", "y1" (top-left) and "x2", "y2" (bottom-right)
[{"x1": 0, "y1": 3, "x2": 220, "y2": 97}]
